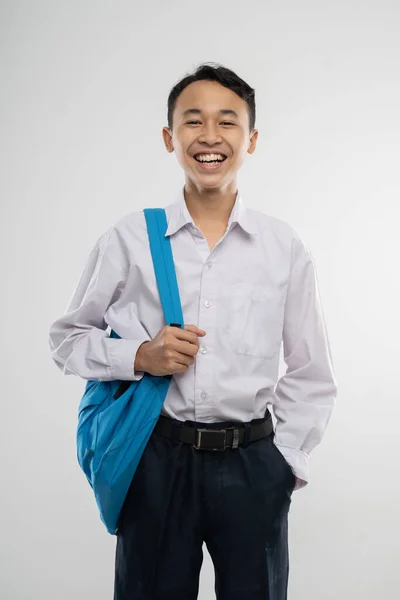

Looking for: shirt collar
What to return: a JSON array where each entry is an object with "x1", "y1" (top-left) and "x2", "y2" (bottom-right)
[{"x1": 164, "y1": 186, "x2": 258, "y2": 237}]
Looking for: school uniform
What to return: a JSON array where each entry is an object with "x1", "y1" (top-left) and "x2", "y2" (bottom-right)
[{"x1": 49, "y1": 187, "x2": 337, "y2": 599}]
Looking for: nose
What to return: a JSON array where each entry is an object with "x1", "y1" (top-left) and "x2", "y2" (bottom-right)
[{"x1": 197, "y1": 122, "x2": 222, "y2": 145}]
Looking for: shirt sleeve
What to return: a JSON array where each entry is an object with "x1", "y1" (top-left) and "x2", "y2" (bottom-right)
[
  {"x1": 48, "y1": 226, "x2": 151, "y2": 381},
  {"x1": 272, "y1": 230, "x2": 338, "y2": 489}
]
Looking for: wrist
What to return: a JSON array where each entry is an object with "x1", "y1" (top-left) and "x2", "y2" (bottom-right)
[{"x1": 134, "y1": 341, "x2": 150, "y2": 373}]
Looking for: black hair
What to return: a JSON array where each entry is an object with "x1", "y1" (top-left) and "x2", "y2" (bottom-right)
[{"x1": 167, "y1": 62, "x2": 256, "y2": 132}]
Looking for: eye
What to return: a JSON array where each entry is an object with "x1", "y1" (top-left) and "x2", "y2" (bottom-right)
[{"x1": 185, "y1": 120, "x2": 235, "y2": 126}]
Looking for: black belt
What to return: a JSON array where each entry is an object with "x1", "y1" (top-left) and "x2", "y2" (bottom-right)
[{"x1": 154, "y1": 412, "x2": 274, "y2": 451}]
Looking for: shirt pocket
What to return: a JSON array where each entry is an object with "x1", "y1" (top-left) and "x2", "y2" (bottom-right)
[{"x1": 223, "y1": 282, "x2": 285, "y2": 359}]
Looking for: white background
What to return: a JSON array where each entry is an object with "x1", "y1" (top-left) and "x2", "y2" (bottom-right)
[{"x1": 1, "y1": 1, "x2": 399, "y2": 598}]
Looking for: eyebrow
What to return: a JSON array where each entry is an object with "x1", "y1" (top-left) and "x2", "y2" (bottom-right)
[{"x1": 181, "y1": 108, "x2": 239, "y2": 119}]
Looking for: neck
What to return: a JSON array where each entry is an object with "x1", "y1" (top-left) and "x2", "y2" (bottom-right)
[{"x1": 183, "y1": 182, "x2": 238, "y2": 228}]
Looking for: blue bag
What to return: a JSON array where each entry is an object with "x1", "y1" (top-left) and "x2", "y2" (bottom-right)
[{"x1": 76, "y1": 208, "x2": 184, "y2": 535}]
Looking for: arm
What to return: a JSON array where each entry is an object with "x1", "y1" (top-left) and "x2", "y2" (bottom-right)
[
  {"x1": 273, "y1": 230, "x2": 338, "y2": 490},
  {"x1": 49, "y1": 226, "x2": 151, "y2": 381}
]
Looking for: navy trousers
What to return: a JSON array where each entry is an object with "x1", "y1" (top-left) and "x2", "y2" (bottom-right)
[{"x1": 114, "y1": 412, "x2": 296, "y2": 599}]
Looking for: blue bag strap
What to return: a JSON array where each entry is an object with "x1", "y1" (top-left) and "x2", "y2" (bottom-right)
[{"x1": 143, "y1": 208, "x2": 184, "y2": 329}]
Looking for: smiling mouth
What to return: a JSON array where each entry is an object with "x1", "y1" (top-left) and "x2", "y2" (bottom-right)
[
  {"x1": 193, "y1": 154, "x2": 227, "y2": 163},
  {"x1": 192, "y1": 155, "x2": 228, "y2": 170}
]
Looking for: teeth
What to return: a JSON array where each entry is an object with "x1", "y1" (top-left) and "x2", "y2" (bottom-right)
[{"x1": 195, "y1": 153, "x2": 226, "y2": 162}]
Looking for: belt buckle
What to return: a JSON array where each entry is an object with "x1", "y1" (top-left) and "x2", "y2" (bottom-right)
[{"x1": 194, "y1": 428, "x2": 226, "y2": 451}]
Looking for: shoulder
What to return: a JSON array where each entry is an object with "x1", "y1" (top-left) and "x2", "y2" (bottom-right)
[
  {"x1": 247, "y1": 207, "x2": 313, "y2": 264},
  {"x1": 113, "y1": 208, "x2": 147, "y2": 236},
  {"x1": 84, "y1": 210, "x2": 147, "y2": 267},
  {"x1": 248, "y1": 207, "x2": 302, "y2": 245},
  {"x1": 95, "y1": 209, "x2": 147, "y2": 249}
]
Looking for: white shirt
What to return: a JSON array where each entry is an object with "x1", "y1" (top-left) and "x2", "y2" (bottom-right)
[{"x1": 49, "y1": 187, "x2": 337, "y2": 490}]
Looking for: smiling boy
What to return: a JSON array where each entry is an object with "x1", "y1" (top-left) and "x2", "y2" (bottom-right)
[{"x1": 49, "y1": 62, "x2": 337, "y2": 599}]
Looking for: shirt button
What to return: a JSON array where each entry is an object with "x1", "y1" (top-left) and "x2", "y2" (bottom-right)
[
  {"x1": 204, "y1": 300, "x2": 211, "y2": 308},
  {"x1": 200, "y1": 346, "x2": 208, "y2": 354},
  {"x1": 207, "y1": 262, "x2": 213, "y2": 269},
  {"x1": 200, "y1": 391, "x2": 208, "y2": 400}
]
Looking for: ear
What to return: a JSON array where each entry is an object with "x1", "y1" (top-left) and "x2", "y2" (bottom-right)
[
  {"x1": 248, "y1": 129, "x2": 258, "y2": 155},
  {"x1": 162, "y1": 127, "x2": 174, "y2": 153}
]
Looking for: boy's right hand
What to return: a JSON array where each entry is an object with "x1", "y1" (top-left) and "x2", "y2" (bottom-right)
[{"x1": 134, "y1": 324, "x2": 206, "y2": 377}]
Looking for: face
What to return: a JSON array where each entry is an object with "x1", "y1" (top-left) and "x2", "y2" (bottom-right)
[{"x1": 162, "y1": 80, "x2": 258, "y2": 192}]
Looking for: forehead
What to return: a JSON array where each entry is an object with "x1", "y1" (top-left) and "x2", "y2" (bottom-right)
[{"x1": 175, "y1": 80, "x2": 248, "y2": 119}]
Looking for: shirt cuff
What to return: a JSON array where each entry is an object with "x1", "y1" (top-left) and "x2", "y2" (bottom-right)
[
  {"x1": 109, "y1": 338, "x2": 149, "y2": 381},
  {"x1": 274, "y1": 442, "x2": 309, "y2": 490}
]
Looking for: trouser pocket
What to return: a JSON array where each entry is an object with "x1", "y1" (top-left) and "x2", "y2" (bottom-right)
[{"x1": 265, "y1": 434, "x2": 296, "y2": 490}]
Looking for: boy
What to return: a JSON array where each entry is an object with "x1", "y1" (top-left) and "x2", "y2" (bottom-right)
[{"x1": 49, "y1": 62, "x2": 337, "y2": 599}]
